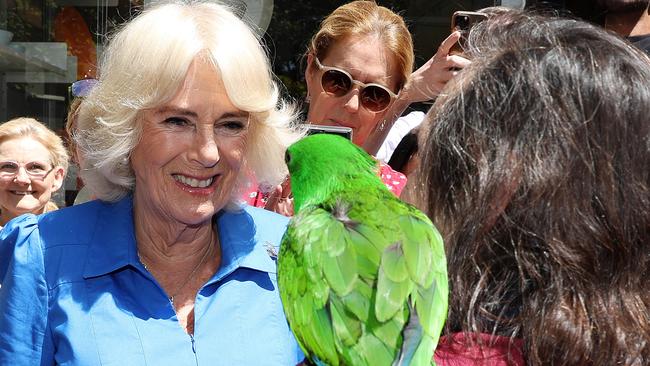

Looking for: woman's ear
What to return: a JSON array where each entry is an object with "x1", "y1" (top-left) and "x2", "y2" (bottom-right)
[
  {"x1": 305, "y1": 53, "x2": 316, "y2": 97},
  {"x1": 50, "y1": 167, "x2": 65, "y2": 191}
]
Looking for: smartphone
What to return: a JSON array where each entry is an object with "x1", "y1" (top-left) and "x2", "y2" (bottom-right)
[
  {"x1": 306, "y1": 124, "x2": 353, "y2": 141},
  {"x1": 449, "y1": 11, "x2": 488, "y2": 55}
]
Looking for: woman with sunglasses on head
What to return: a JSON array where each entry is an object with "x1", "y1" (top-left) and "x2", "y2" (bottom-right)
[
  {"x1": 0, "y1": 117, "x2": 68, "y2": 228},
  {"x1": 260, "y1": 1, "x2": 468, "y2": 215},
  {"x1": 0, "y1": 2, "x2": 305, "y2": 364}
]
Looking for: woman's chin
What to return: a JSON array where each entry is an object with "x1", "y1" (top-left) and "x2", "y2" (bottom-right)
[
  {"x1": 173, "y1": 205, "x2": 223, "y2": 227},
  {"x1": 8, "y1": 203, "x2": 45, "y2": 217}
]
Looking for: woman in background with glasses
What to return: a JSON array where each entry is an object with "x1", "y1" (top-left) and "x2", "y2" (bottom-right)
[
  {"x1": 304, "y1": 1, "x2": 466, "y2": 152},
  {"x1": 0, "y1": 117, "x2": 68, "y2": 227},
  {"x1": 260, "y1": 1, "x2": 468, "y2": 214}
]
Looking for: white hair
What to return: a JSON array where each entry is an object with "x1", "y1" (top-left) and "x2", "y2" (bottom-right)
[{"x1": 75, "y1": 1, "x2": 303, "y2": 202}]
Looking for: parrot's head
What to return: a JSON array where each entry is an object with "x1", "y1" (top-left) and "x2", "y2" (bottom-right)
[{"x1": 285, "y1": 133, "x2": 380, "y2": 213}]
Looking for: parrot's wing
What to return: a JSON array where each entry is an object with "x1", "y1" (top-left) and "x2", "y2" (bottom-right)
[
  {"x1": 388, "y1": 210, "x2": 448, "y2": 366},
  {"x1": 279, "y1": 201, "x2": 448, "y2": 366},
  {"x1": 279, "y1": 203, "x2": 398, "y2": 365},
  {"x1": 279, "y1": 205, "x2": 341, "y2": 365}
]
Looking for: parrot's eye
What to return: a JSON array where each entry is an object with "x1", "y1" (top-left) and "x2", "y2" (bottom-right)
[{"x1": 285, "y1": 151, "x2": 292, "y2": 165}]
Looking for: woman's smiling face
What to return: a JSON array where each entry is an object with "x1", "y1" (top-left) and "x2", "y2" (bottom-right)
[
  {"x1": 0, "y1": 137, "x2": 64, "y2": 221},
  {"x1": 131, "y1": 57, "x2": 249, "y2": 226}
]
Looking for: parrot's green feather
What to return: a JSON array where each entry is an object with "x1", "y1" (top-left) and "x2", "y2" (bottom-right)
[
  {"x1": 376, "y1": 264, "x2": 415, "y2": 322},
  {"x1": 347, "y1": 227, "x2": 382, "y2": 278},
  {"x1": 399, "y1": 216, "x2": 435, "y2": 287},
  {"x1": 278, "y1": 134, "x2": 448, "y2": 366},
  {"x1": 352, "y1": 222, "x2": 391, "y2": 254},
  {"x1": 371, "y1": 306, "x2": 407, "y2": 351},
  {"x1": 307, "y1": 306, "x2": 339, "y2": 364},
  {"x1": 340, "y1": 278, "x2": 372, "y2": 322},
  {"x1": 322, "y1": 224, "x2": 358, "y2": 296},
  {"x1": 323, "y1": 220, "x2": 346, "y2": 255},
  {"x1": 415, "y1": 278, "x2": 448, "y2": 341},
  {"x1": 354, "y1": 333, "x2": 397, "y2": 365},
  {"x1": 380, "y1": 243, "x2": 410, "y2": 282},
  {"x1": 330, "y1": 295, "x2": 362, "y2": 347},
  {"x1": 408, "y1": 333, "x2": 436, "y2": 366}
]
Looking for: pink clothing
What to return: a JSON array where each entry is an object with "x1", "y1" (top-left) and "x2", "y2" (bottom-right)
[
  {"x1": 242, "y1": 181, "x2": 267, "y2": 208},
  {"x1": 378, "y1": 162, "x2": 407, "y2": 197},
  {"x1": 435, "y1": 333, "x2": 525, "y2": 366},
  {"x1": 242, "y1": 162, "x2": 407, "y2": 208}
]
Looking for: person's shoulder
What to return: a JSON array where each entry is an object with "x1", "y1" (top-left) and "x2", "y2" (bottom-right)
[
  {"x1": 35, "y1": 199, "x2": 111, "y2": 247},
  {"x1": 244, "y1": 204, "x2": 290, "y2": 225},
  {"x1": 244, "y1": 204, "x2": 290, "y2": 243},
  {"x1": 218, "y1": 204, "x2": 289, "y2": 245},
  {"x1": 0, "y1": 198, "x2": 132, "y2": 288}
]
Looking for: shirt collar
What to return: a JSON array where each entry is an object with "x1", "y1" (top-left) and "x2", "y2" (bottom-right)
[
  {"x1": 83, "y1": 196, "x2": 276, "y2": 279},
  {"x1": 212, "y1": 206, "x2": 277, "y2": 281}
]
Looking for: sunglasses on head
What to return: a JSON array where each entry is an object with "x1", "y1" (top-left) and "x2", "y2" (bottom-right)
[
  {"x1": 70, "y1": 78, "x2": 99, "y2": 98},
  {"x1": 313, "y1": 57, "x2": 397, "y2": 113}
]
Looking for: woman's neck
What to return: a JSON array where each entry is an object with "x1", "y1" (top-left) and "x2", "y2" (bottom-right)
[
  {"x1": 133, "y1": 211, "x2": 216, "y2": 265},
  {"x1": 606, "y1": 8, "x2": 650, "y2": 37},
  {"x1": 0, "y1": 207, "x2": 45, "y2": 226},
  {"x1": 132, "y1": 199, "x2": 221, "y2": 336}
]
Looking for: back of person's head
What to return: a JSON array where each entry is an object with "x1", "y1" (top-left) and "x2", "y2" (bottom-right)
[
  {"x1": 307, "y1": 0, "x2": 414, "y2": 90},
  {"x1": 0, "y1": 117, "x2": 69, "y2": 174},
  {"x1": 76, "y1": 1, "x2": 297, "y2": 202},
  {"x1": 415, "y1": 10, "x2": 650, "y2": 365}
]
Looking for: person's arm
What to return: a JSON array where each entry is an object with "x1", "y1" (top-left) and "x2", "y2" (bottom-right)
[
  {"x1": 0, "y1": 216, "x2": 54, "y2": 365},
  {"x1": 363, "y1": 32, "x2": 470, "y2": 156}
]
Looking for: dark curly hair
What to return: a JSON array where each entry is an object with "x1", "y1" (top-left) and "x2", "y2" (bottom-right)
[{"x1": 413, "y1": 10, "x2": 650, "y2": 365}]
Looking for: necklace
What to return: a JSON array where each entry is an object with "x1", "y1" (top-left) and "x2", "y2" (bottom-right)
[{"x1": 138, "y1": 241, "x2": 213, "y2": 307}]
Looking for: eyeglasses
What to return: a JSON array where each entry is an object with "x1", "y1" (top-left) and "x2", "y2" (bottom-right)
[
  {"x1": 70, "y1": 78, "x2": 98, "y2": 98},
  {"x1": 0, "y1": 161, "x2": 55, "y2": 180},
  {"x1": 313, "y1": 57, "x2": 398, "y2": 112}
]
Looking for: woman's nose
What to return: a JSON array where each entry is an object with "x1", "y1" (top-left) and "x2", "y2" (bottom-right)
[
  {"x1": 343, "y1": 88, "x2": 361, "y2": 113},
  {"x1": 14, "y1": 167, "x2": 31, "y2": 184},
  {"x1": 189, "y1": 129, "x2": 220, "y2": 167}
]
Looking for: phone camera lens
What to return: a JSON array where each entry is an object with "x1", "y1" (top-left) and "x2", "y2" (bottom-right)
[{"x1": 457, "y1": 16, "x2": 470, "y2": 29}]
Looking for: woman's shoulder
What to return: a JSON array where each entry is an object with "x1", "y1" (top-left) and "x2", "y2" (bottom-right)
[
  {"x1": 217, "y1": 205, "x2": 289, "y2": 270},
  {"x1": 19, "y1": 199, "x2": 127, "y2": 249},
  {"x1": 0, "y1": 197, "x2": 133, "y2": 289},
  {"x1": 244, "y1": 204, "x2": 290, "y2": 224}
]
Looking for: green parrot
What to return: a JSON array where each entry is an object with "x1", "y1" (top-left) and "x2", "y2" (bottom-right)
[{"x1": 278, "y1": 134, "x2": 448, "y2": 366}]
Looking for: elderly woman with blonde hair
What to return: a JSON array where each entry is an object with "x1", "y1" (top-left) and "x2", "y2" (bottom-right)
[
  {"x1": 0, "y1": 117, "x2": 68, "y2": 227},
  {"x1": 0, "y1": 2, "x2": 304, "y2": 364}
]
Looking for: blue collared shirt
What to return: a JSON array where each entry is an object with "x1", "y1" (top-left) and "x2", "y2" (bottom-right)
[{"x1": 0, "y1": 196, "x2": 304, "y2": 365}]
